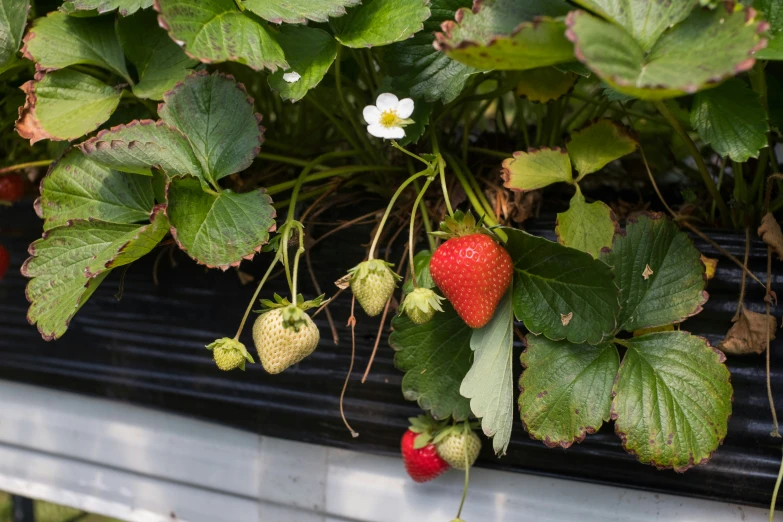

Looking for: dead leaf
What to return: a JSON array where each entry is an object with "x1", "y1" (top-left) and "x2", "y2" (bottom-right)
[
  {"x1": 700, "y1": 255, "x2": 718, "y2": 280},
  {"x1": 642, "y1": 264, "x2": 654, "y2": 280},
  {"x1": 719, "y1": 308, "x2": 778, "y2": 355},
  {"x1": 560, "y1": 312, "x2": 573, "y2": 326},
  {"x1": 759, "y1": 213, "x2": 783, "y2": 260},
  {"x1": 15, "y1": 74, "x2": 56, "y2": 145},
  {"x1": 236, "y1": 269, "x2": 254, "y2": 286},
  {"x1": 334, "y1": 273, "x2": 351, "y2": 290}
]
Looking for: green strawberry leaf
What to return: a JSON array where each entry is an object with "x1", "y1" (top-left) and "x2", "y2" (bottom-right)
[
  {"x1": 755, "y1": 0, "x2": 783, "y2": 60},
  {"x1": 600, "y1": 213, "x2": 707, "y2": 333},
  {"x1": 390, "y1": 302, "x2": 473, "y2": 421},
  {"x1": 0, "y1": 0, "x2": 29, "y2": 70},
  {"x1": 159, "y1": 71, "x2": 264, "y2": 186},
  {"x1": 21, "y1": 207, "x2": 169, "y2": 340},
  {"x1": 433, "y1": 0, "x2": 573, "y2": 71},
  {"x1": 461, "y1": 290, "x2": 514, "y2": 455},
  {"x1": 155, "y1": 0, "x2": 287, "y2": 72},
  {"x1": 78, "y1": 120, "x2": 204, "y2": 179},
  {"x1": 555, "y1": 185, "x2": 618, "y2": 258},
  {"x1": 691, "y1": 78, "x2": 769, "y2": 163},
  {"x1": 21, "y1": 11, "x2": 131, "y2": 83},
  {"x1": 515, "y1": 67, "x2": 577, "y2": 104},
  {"x1": 566, "y1": 4, "x2": 768, "y2": 100},
  {"x1": 117, "y1": 9, "x2": 199, "y2": 100},
  {"x1": 166, "y1": 177, "x2": 276, "y2": 269},
  {"x1": 64, "y1": 0, "x2": 152, "y2": 15},
  {"x1": 504, "y1": 227, "x2": 619, "y2": 345},
  {"x1": 402, "y1": 250, "x2": 435, "y2": 294},
  {"x1": 267, "y1": 25, "x2": 338, "y2": 103},
  {"x1": 38, "y1": 149, "x2": 154, "y2": 231},
  {"x1": 566, "y1": 119, "x2": 638, "y2": 180},
  {"x1": 519, "y1": 335, "x2": 619, "y2": 448},
  {"x1": 570, "y1": 0, "x2": 697, "y2": 52},
  {"x1": 16, "y1": 69, "x2": 122, "y2": 144},
  {"x1": 613, "y1": 332, "x2": 732, "y2": 471},
  {"x1": 331, "y1": 0, "x2": 431, "y2": 48},
  {"x1": 501, "y1": 147, "x2": 573, "y2": 193},
  {"x1": 386, "y1": 0, "x2": 477, "y2": 104},
  {"x1": 241, "y1": 0, "x2": 360, "y2": 23}
]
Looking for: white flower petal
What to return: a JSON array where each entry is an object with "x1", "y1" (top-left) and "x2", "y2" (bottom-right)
[
  {"x1": 382, "y1": 126, "x2": 406, "y2": 140},
  {"x1": 375, "y1": 93, "x2": 399, "y2": 112},
  {"x1": 397, "y1": 98, "x2": 414, "y2": 119},
  {"x1": 367, "y1": 123, "x2": 387, "y2": 138},
  {"x1": 363, "y1": 105, "x2": 381, "y2": 125},
  {"x1": 282, "y1": 71, "x2": 301, "y2": 83}
]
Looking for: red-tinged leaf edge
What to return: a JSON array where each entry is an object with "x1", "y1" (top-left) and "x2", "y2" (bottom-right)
[
  {"x1": 500, "y1": 145, "x2": 569, "y2": 192},
  {"x1": 20, "y1": 204, "x2": 168, "y2": 341},
  {"x1": 564, "y1": 3, "x2": 769, "y2": 96},
  {"x1": 163, "y1": 180, "x2": 277, "y2": 271},
  {"x1": 15, "y1": 71, "x2": 56, "y2": 145},
  {"x1": 609, "y1": 332, "x2": 733, "y2": 472}
]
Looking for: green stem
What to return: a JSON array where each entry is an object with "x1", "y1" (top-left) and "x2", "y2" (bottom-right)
[
  {"x1": 445, "y1": 154, "x2": 503, "y2": 236},
  {"x1": 233, "y1": 253, "x2": 281, "y2": 339},
  {"x1": 468, "y1": 147, "x2": 509, "y2": 159},
  {"x1": 0, "y1": 159, "x2": 53, "y2": 175},
  {"x1": 290, "y1": 223, "x2": 305, "y2": 300},
  {"x1": 515, "y1": 97, "x2": 530, "y2": 150},
  {"x1": 412, "y1": 178, "x2": 437, "y2": 252},
  {"x1": 432, "y1": 135, "x2": 454, "y2": 216},
  {"x1": 455, "y1": 423, "x2": 471, "y2": 520},
  {"x1": 409, "y1": 176, "x2": 435, "y2": 282},
  {"x1": 462, "y1": 160, "x2": 497, "y2": 222},
  {"x1": 306, "y1": 96, "x2": 365, "y2": 159},
  {"x1": 654, "y1": 100, "x2": 731, "y2": 227},
  {"x1": 266, "y1": 165, "x2": 403, "y2": 195},
  {"x1": 771, "y1": 445, "x2": 783, "y2": 522},
  {"x1": 391, "y1": 140, "x2": 429, "y2": 166},
  {"x1": 335, "y1": 45, "x2": 377, "y2": 163},
  {"x1": 256, "y1": 152, "x2": 335, "y2": 171},
  {"x1": 368, "y1": 169, "x2": 430, "y2": 260}
]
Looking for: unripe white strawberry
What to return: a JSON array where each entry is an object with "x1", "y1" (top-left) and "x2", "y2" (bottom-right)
[
  {"x1": 253, "y1": 304, "x2": 320, "y2": 374},
  {"x1": 348, "y1": 259, "x2": 401, "y2": 316},
  {"x1": 400, "y1": 287, "x2": 445, "y2": 325},
  {"x1": 436, "y1": 427, "x2": 481, "y2": 470},
  {"x1": 205, "y1": 337, "x2": 254, "y2": 371}
]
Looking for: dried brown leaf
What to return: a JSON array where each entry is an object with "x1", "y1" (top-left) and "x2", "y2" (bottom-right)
[
  {"x1": 719, "y1": 308, "x2": 777, "y2": 355},
  {"x1": 758, "y1": 212, "x2": 783, "y2": 260}
]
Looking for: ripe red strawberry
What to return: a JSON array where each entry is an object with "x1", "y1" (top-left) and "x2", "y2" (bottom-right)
[
  {"x1": 0, "y1": 175, "x2": 24, "y2": 202},
  {"x1": 401, "y1": 429, "x2": 449, "y2": 483},
  {"x1": 430, "y1": 212, "x2": 513, "y2": 328},
  {"x1": 0, "y1": 244, "x2": 9, "y2": 281}
]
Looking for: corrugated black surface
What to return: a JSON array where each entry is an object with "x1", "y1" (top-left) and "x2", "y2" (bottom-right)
[{"x1": 1, "y1": 200, "x2": 783, "y2": 508}]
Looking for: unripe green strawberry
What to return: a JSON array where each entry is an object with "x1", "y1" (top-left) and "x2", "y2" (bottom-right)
[
  {"x1": 348, "y1": 259, "x2": 401, "y2": 316},
  {"x1": 205, "y1": 337, "x2": 254, "y2": 371},
  {"x1": 400, "y1": 287, "x2": 445, "y2": 325},
  {"x1": 253, "y1": 304, "x2": 320, "y2": 374},
  {"x1": 436, "y1": 426, "x2": 481, "y2": 470}
]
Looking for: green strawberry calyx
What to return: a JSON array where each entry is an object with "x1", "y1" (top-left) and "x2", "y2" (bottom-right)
[
  {"x1": 205, "y1": 337, "x2": 255, "y2": 371},
  {"x1": 400, "y1": 288, "x2": 445, "y2": 321},
  {"x1": 347, "y1": 259, "x2": 402, "y2": 284},
  {"x1": 430, "y1": 210, "x2": 500, "y2": 241},
  {"x1": 432, "y1": 420, "x2": 482, "y2": 445},
  {"x1": 408, "y1": 413, "x2": 450, "y2": 449},
  {"x1": 256, "y1": 294, "x2": 326, "y2": 332}
]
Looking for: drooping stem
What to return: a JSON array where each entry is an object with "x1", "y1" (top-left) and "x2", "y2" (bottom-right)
[
  {"x1": 455, "y1": 424, "x2": 471, "y2": 520},
  {"x1": 266, "y1": 164, "x2": 402, "y2": 195},
  {"x1": 409, "y1": 176, "x2": 435, "y2": 283},
  {"x1": 256, "y1": 152, "x2": 334, "y2": 171},
  {"x1": 291, "y1": 223, "x2": 305, "y2": 301},
  {"x1": 0, "y1": 159, "x2": 53, "y2": 175},
  {"x1": 654, "y1": 100, "x2": 731, "y2": 226},
  {"x1": 234, "y1": 252, "x2": 281, "y2": 339},
  {"x1": 412, "y1": 177, "x2": 437, "y2": 251},
  {"x1": 771, "y1": 445, "x2": 783, "y2": 522},
  {"x1": 431, "y1": 135, "x2": 454, "y2": 216},
  {"x1": 444, "y1": 154, "x2": 506, "y2": 240}
]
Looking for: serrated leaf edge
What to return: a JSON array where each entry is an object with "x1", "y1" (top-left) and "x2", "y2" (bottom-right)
[{"x1": 501, "y1": 146, "x2": 570, "y2": 193}]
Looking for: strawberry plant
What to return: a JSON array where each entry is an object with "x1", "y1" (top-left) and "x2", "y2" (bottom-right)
[{"x1": 2, "y1": 0, "x2": 783, "y2": 517}]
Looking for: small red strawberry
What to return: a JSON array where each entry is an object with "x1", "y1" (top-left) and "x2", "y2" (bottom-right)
[
  {"x1": 0, "y1": 244, "x2": 9, "y2": 281},
  {"x1": 401, "y1": 415, "x2": 450, "y2": 483},
  {"x1": 0, "y1": 175, "x2": 24, "y2": 202},
  {"x1": 430, "y1": 211, "x2": 513, "y2": 328}
]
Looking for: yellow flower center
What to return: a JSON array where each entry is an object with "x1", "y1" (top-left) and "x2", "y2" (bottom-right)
[{"x1": 379, "y1": 110, "x2": 401, "y2": 128}]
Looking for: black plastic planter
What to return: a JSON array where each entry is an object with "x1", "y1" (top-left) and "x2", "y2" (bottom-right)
[{"x1": 1, "y1": 200, "x2": 782, "y2": 508}]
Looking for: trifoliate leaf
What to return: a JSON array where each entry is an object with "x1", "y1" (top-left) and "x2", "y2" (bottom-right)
[
  {"x1": 21, "y1": 11, "x2": 131, "y2": 83},
  {"x1": 612, "y1": 332, "x2": 732, "y2": 471},
  {"x1": 117, "y1": 9, "x2": 198, "y2": 100},
  {"x1": 0, "y1": 0, "x2": 29, "y2": 71},
  {"x1": 691, "y1": 78, "x2": 769, "y2": 163},
  {"x1": 566, "y1": 119, "x2": 638, "y2": 179},
  {"x1": 461, "y1": 291, "x2": 514, "y2": 455},
  {"x1": 78, "y1": 120, "x2": 203, "y2": 179},
  {"x1": 155, "y1": 0, "x2": 287, "y2": 72},
  {"x1": 331, "y1": 0, "x2": 431, "y2": 48},
  {"x1": 22, "y1": 207, "x2": 169, "y2": 340},
  {"x1": 519, "y1": 336, "x2": 619, "y2": 448},
  {"x1": 386, "y1": 0, "x2": 477, "y2": 104},
  {"x1": 159, "y1": 71, "x2": 264, "y2": 185},
  {"x1": 38, "y1": 149, "x2": 154, "y2": 231},
  {"x1": 241, "y1": 0, "x2": 360, "y2": 24},
  {"x1": 504, "y1": 227, "x2": 619, "y2": 345},
  {"x1": 501, "y1": 147, "x2": 573, "y2": 193},
  {"x1": 434, "y1": 0, "x2": 573, "y2": 71},
  {"x1": 268, "y1": 25, "x2": 337, "y2": 103},
  {"x1": 555, "y1": 185, "x2": 618, "y2": 258},
  {"x1": 566, "y1": 4, "x2": 768, "y2": 99},
  {"x1": 390, "y1": 302, "x2": 473, "y2": 421},
  {"x1": 515, "y1": 67, "x2": 577, "y2": 104},
  {"x1": 65, "y1": 0, "x2": 152, "y2": 15},
  {"x1": 16, "y1": 69, "x2": 122, "y2": 144},
  {"x1": 600, "y1": 213, "x2": 707, "y2": 332},
  {"x1": 166, "y1": 177, "x2": 276, "y2": 270}
]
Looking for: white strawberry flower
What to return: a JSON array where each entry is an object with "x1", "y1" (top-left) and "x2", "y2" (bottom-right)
[{"x1": 362, "y1": 93, "x2": 414, "y2": 140}]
